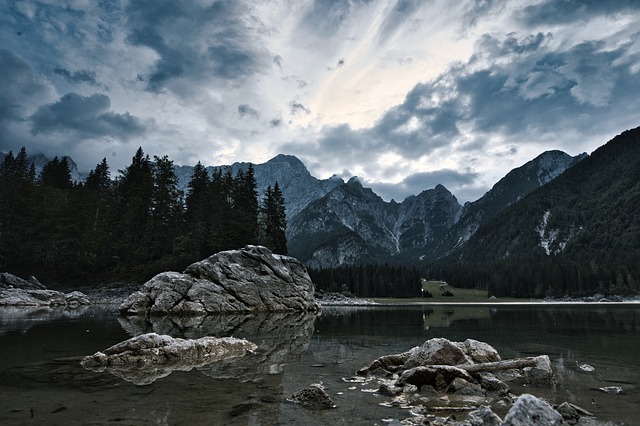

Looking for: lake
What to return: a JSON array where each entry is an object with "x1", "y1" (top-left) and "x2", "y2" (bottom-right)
[{"x1": 0, "y1": 303, "x2": 638, "y2": 425}]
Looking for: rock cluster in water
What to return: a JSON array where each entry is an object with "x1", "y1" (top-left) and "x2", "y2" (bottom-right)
[
  {"x1": 119, "y1": 245, "x2": 321, "y2": 315},
  {"x1": 0, "y1": 272, "x2": 90, "y2": 307},
  {"x1": 348, "y1": 337, "x2": 595, "y2": 425}
]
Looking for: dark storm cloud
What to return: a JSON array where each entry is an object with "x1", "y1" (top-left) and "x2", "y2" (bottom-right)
[
  {"x1": 367, "y1": 169, "x2": 478, "y2": 202},
  {"x1": 0, "y1": 49, "x2": 49, "y2": 123},
  {"x1": 53, "y1": 67, "x2": 100, "y2": 86},
  {"x1": 518, "y1": 0, "x2": 640, "y2": 26},
  {"x1": 30, "y1": 93, "x2": 145, "y2": 139},
  {"x1": 124, "y1": 0, "x2": 269, "y2": 94},
  {"x1": 237, "y1": 104, "x2": 259, "y2": 118}
]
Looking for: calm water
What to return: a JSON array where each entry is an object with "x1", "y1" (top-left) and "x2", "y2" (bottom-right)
[{"x1": 0, "y1": 303, "x2": 638, "y2": 425}]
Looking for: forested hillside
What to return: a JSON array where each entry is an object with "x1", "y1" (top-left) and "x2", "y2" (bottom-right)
[
  {"x1": 427, "y1": 127, "x2": 640, "y2": 298},
  {"x1": 0, "y1": 147, "x2": 286, "y2": 285}
]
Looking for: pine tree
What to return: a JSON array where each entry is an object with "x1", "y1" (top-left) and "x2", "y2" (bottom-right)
[
  {"x1": 263, "y1": 181, "x2": 287, "y2": 254},
  {"x1": 85, "y1": 158, "x2": 111, "y2": 193},
  {"x1": 148, "y1": 155, "x2": 183, "y2": 258},
  {"x1": 39, "y1": 156, "x2": 73, "y2": 190},
  {"x1": 185, "y1": 161, "x2": 210, "y2": 258},
  {"x1": 112, "y1": 147, "x2": 154, "y2": 267}
]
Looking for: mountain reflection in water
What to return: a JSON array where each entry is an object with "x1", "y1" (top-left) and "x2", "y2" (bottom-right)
[{"x1": 0, "y1": 304, "x2": 638, "y2": 425}]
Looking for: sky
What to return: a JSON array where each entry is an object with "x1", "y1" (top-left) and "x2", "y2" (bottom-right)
[{"x1": 1, "y1": 0, "x2": 639, "y2": 203}]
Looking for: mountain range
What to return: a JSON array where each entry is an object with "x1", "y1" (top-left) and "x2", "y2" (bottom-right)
[
  {"x1": 173, "y1": 149, "x2": 586, "y2": 269},
  {"x1": 2, "y1": 144, "x2": 587, "y2": 270}
]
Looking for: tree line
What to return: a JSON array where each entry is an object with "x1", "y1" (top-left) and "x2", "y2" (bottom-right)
[
  {"x1": 308, "y1": 264, "x2": 423, "y2": 298},
  {"x1": 0, "y1": 147, "x2": 287, "y2": 286}
]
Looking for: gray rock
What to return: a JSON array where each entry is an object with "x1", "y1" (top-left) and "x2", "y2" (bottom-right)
[
  {"x1": 466, "y1": 405, "x2": 502, "y2": 426},
  {"x1": 119, "y1": 245, "x2": 321, "y2": 315},
  {"x1": 397, "y1": 365, "x2": 475, "y2": 391},
  {"x1": 81, "y1": 333, "x2": 257, "y2": 385},
  {"x1": 0, "y1": 288, "x2": 91, "y2": 308},
  {"x1": 0, "y1": 272, "x2": 46, "y2": 290},
  {"x1": 501, "y1": 394, "x2": 563, "y2": 425},
  {"x1": 358, "y1": 338, "x2": 501, "y2": 375},
  {"x1": 523, "y1": 355, "x2": 556, "y2": 386},
  {"x1": 0, "y1": 273, "x2": 91, "y2": 308},
  {"x1": 461, "y1": 339, "x2": 502, "y2": 363},
  {"x1": 288, "y1": 383, "x2": 336, "y2": 410},
  {"x1": 449, "y1": 377, "x2": 486, "y2": 396},
  {"x1": 478, "y1": 373, "x2": 511, "y2": 395}
]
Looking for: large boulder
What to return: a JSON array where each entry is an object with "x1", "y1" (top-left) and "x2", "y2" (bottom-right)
[{"x1": 119, "y1": 245, "x2": 321, "y2": 315}]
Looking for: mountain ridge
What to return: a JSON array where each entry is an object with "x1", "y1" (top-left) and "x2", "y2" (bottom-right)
[{"x1": 433, "y1": 126, "x2": 640, "y2": 297}]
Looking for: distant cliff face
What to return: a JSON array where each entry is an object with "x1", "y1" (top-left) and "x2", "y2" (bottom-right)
[{"x1": 287, "y1": 178, "x2": 463, "y2": 269}]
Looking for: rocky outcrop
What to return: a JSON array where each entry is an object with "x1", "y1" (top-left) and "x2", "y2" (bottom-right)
[
  {"x1": 0, "y1": 273, "x2": 90, "y2": 308},
  {"x1": 81, "y1": 333, "x2": 257, "y2": 385},
  {"x1": 119, "y1": 245, "x2": 321, "y2": 316}
]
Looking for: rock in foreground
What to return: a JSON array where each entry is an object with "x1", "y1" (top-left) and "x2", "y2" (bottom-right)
[
  {"x1": 120, "y1": 245, "x2": 321, "y2": 315},
  {"x1": 81, "y1": 332, "x2": 257, "y2": 385}
]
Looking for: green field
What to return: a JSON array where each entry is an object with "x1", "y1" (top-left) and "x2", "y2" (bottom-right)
[{"x1": 371, "y1": 280, "x2": 525, "y2": 303}]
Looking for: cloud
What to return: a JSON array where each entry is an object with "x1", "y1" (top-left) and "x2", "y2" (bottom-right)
[
  {"x1": 290, "y1": 101, "x2": 311, "y2": 116},
  {"x1": 0, "y1": 49, "x2": 54, "y2": 124},
  {"x1": 238, "y1": 104, "x2": 260, "y2": 119},
  {"x1": 281, "y1": 25, "x2": 640, "y2": 202},
  {"x1": 53, "y1": 67, "x2": 100, "y2": 87},
  {"x1": 30, "y1": 92, "x2": 146, "y2": 139},
  {"x1": 270, "y1": 117, "x2": 282, "y2": 128},
  {"x1": 124, "y1": 0, "x2": 270, "y2": 95},
  {"x1": 365, "y1": 169, "x2": 479, "y2": 202},
  {"x1": 518, "y1": 0, "x2": 640, "y2": 26},
  {"x1": 300, "y1": 0, "x2": 374, "y2": 37}
]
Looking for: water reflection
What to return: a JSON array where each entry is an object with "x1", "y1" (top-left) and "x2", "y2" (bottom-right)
[
  {"x1": 0, "y1": 304, "x2": 638, "y2": 425},
  {"x1": 115, "y1": 312, "x2": 317, "y2": 381},
  {"x1": 0, "y1": 305, "x2": 90, "y2": 335}
]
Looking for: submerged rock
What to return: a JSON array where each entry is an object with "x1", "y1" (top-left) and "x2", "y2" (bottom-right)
[
  {"x1": 81, "y1": 332, "x2": 257, "y2": 385},
  {"x1": 120, "y1": 245, "x2": 321, "y2": 315},
  {"x1": 288, "y1": 383, "x2": 336, "y2": 410}
]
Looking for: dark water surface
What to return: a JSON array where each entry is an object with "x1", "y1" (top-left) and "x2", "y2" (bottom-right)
[{"x1": 0, "y1": 303, "x2": 638, "y2": 425}]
